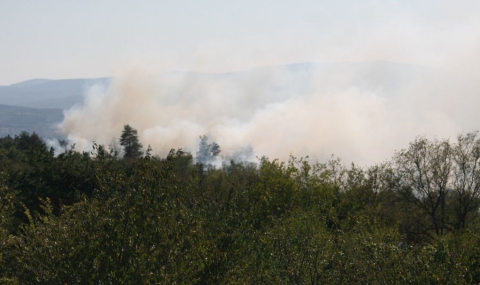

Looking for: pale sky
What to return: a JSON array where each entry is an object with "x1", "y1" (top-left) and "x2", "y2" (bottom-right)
[{"x1": 1, "y1": 0, "x2": 480, "y2": 85}]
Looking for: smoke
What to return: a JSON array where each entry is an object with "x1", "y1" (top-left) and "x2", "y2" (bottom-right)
[
  {"x1": 57, "y1": 1, "x2": 480, "y2": 166},
  {"x1": 57, "y1": 59, "x2": 480, "y2": 166}
]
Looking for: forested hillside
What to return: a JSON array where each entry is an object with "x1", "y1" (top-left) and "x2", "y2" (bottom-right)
[
  {"x1": 0, "y1": 105, "x2": 63, "y2": 138},
  {"x1": 1, "y1": 129, "x2": 480, "y2": 284}
]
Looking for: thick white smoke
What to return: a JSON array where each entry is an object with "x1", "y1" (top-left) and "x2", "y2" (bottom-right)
[
  {"x1": 52, "y1": 1, "x2": 480, "y2": 165},
  {"x1": 58, "y1": 60, "x2": 480, "y2": 166}
]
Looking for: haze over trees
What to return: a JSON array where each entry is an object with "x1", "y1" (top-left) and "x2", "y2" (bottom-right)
[
  {"x1": 1, "y1": 128, "x2": 480, "y2": 283},
  {"x1": 196, "y1": 135, "x2": 221, "y2": 164}
]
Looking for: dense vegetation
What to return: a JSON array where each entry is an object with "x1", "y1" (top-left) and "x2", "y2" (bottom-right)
[{"x1": 1, "y1": 128, "x2": 480, "y2": 284}]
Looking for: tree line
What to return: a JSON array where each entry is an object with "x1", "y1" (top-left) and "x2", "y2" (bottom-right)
[{"x1": 1, "y1": 126, "x2": 480, "y2": 284}]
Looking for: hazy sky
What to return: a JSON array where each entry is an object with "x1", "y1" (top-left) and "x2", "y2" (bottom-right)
[{"x1": 2, "y1": 0, "x2": 480, "y2": 85}]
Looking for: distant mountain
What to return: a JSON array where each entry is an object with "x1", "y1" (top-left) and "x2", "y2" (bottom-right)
[
  {"x1": 8, "y1": 78, "x2": 52, "y2": 88},
  {"x1": 0, "y1": 104, "x2": 64, "y2": 138},
  {"x1": 0, "y1": 77, "x2": 111, "y2": 109}
]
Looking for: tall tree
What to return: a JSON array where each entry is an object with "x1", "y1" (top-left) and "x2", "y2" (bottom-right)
[
  {"x1": 451, "y1": 132, "x2": 480, "y2": 230},
  {"x1": 119, "y1": 125, "x2": 143, "y2": 159},
  {"x1": 394, "y1": 137, "x2": 452, "y2": 237},
  {"x1": 393, "y1": 132, "x2": 480, "y2": 238}
]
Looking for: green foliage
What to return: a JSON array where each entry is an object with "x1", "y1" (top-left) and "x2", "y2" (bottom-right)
[{"x1": 1, "y1": 131, "x2": 480, "y2": 283}]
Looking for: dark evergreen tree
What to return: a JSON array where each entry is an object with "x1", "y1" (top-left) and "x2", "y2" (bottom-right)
[{"x1": 119, "y1": 125, "x2": 143, "y2": 159}]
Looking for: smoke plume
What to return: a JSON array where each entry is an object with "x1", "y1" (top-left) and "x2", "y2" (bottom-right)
[
  {"x1": 58, "y1": 1, "x2": 480, "y2": 166},
  {"x1": 58, "y1": 59, "x2": 480, "y2": 166}
]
